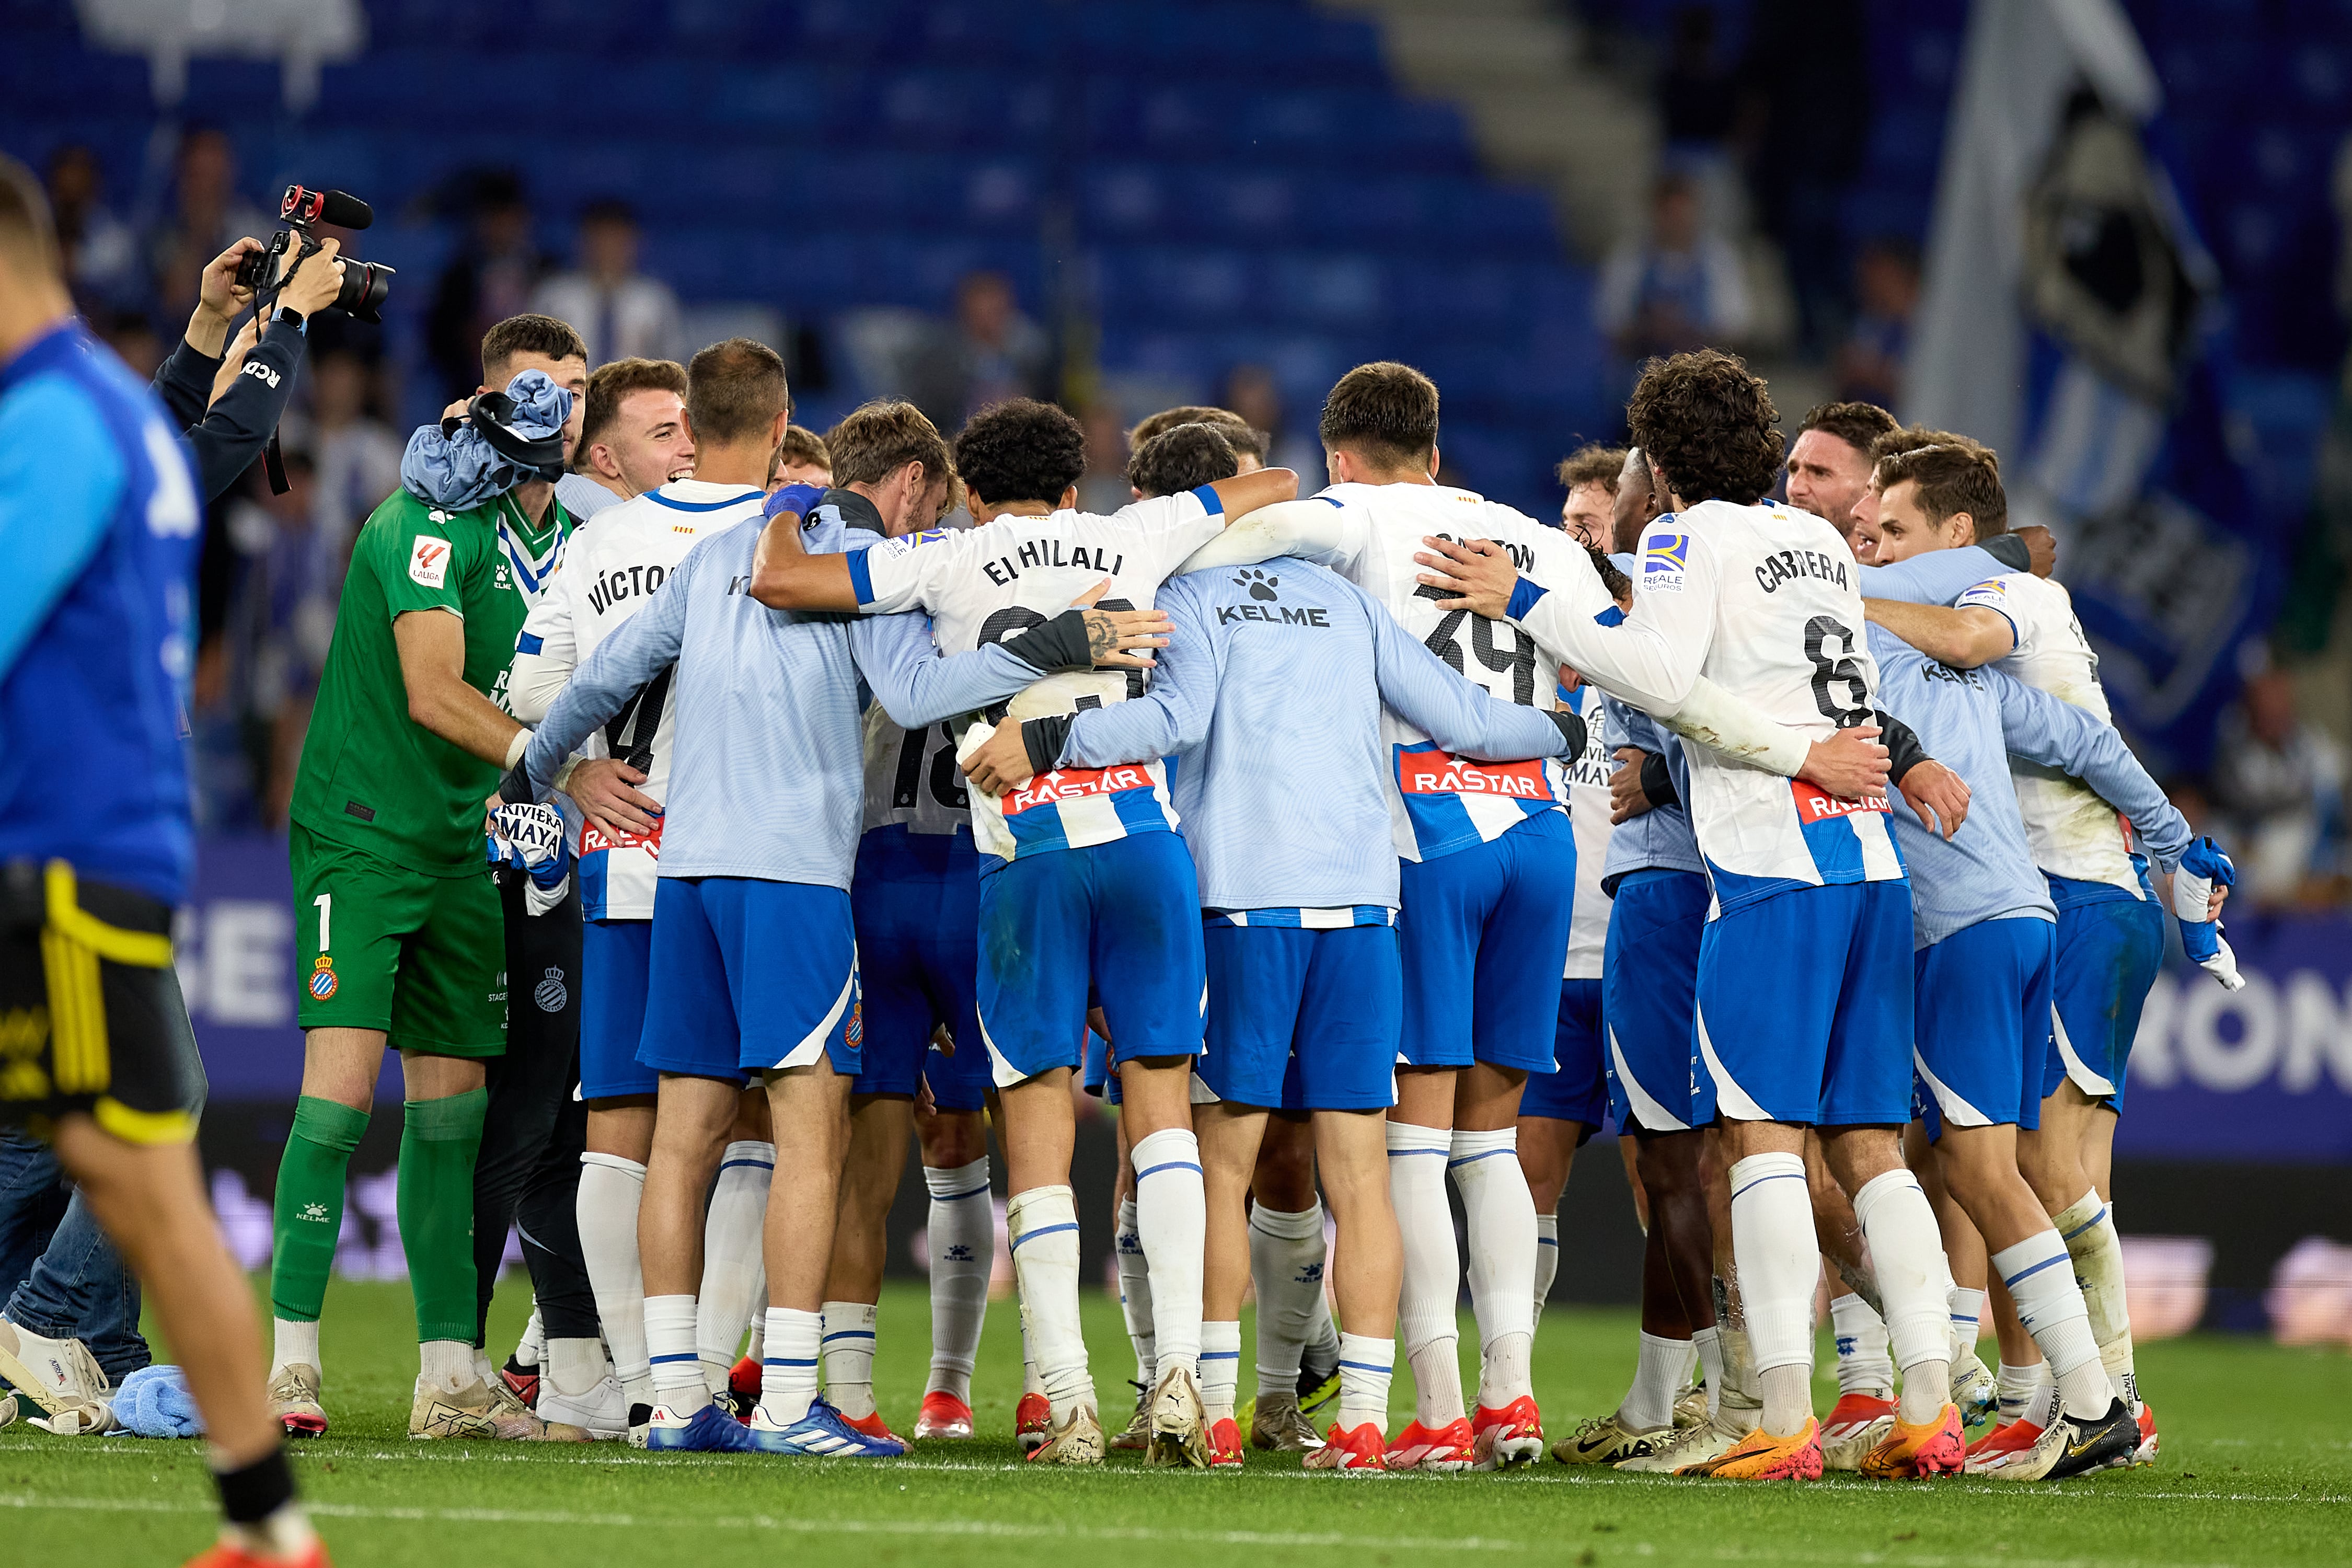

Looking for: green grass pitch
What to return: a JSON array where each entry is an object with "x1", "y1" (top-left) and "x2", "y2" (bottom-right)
[{"x1": 5, "y1": 1277, "x2": 2347, "y2": 1567}]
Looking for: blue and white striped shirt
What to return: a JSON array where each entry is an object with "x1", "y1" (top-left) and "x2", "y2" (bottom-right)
[
  {"x1": 1056, "y1": 560, "x2": 1575, "y2": 917},
  {"x1": 521, "y1": 513, "x2": 1045, "y2": 891}
]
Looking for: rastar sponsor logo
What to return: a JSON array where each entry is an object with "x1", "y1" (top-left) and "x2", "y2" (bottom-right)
[
  {"x1": 1397, "y1": 749, "x2": 1552, "y2": 800},
  {"x1": 581, "y1": 816, "x2": 663, "y2": 856},
  {"x1": 1793, "y1": 780, "x2": 1890, "y2": 818},
  {"x1": 1004, "y1": 765, "x2": 1152, "y2": 815}
]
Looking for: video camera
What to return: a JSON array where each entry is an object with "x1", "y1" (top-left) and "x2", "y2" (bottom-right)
[{"x1": 233, "y1": 185, "x2": 394, "y2": 322}]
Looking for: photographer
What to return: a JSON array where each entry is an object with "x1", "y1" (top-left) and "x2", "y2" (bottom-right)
[{"x1": 151, "y1": 235, "x2": 347, "y2": 499}]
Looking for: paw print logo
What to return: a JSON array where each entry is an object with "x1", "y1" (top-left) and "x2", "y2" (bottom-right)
[
  {"x1": 946, "y1": 1244, "x2": 975, "y2": 1263},
  {"x1": 1233, "y1": 567, "x2": 1279, "y2": 602},
  {"x1": 299, "y1": 1202, "x2": 330, "y2": 1224}
]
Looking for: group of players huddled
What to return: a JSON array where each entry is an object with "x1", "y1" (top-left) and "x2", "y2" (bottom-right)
[{"x1": 5, "y1": 156, "x2": 2251, "y2": 1560}]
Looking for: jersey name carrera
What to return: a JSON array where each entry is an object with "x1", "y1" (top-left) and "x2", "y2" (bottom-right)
[
  {"x1": 979, "y1": 538, "x2": 1125, "y2": 586},
  {"x1": 1754, "y1": 548, "x2": 1851, "y2": 595},
  {"x1": 1397, "y1": 748, "x2": 1553, "y2": 800},
  {"x1": 1002, "y1": 764, "x2": 1156, "y2": 815}
]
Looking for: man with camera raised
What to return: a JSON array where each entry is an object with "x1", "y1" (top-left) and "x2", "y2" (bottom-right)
[{"x1": 262, "y1": 313, "x2": 595, "y2": 1443}]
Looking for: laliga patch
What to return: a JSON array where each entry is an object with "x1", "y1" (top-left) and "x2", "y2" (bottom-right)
[
  {"x1": 1640, "y1": 530, "x2": 1689, "y2": 593},
  {"x1": 307, "y1": 956, "x2": 338, "y2": 1001},
  {"x1": 408, "y1": 536, "x2": 451, "y2": 587}
]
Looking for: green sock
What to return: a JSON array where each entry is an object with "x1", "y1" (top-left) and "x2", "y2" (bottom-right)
[
  {"x1": 399, "y1": 1088, "x2": 489, "y2": 1346},
  {"x1": 270, "y1": 1096, "x2": 371, "y2": 1323}
]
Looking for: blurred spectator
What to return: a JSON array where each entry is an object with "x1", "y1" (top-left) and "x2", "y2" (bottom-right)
[
  {"x1": 142, "y1": 126, "x2": 268, "y2": 324},
  {"x1": 1076, "y1": 402, "x2": 1131, "y2": 513},
  {"x1": 1658, "y1": 6, "x2": 1738, "y2": 150},
  {"x1": 908, "y1": 271, "x2": 1051, "y2": 431},
  {"x1": 1220, "y1": 364, "x2": 1320, "y2": 478},
  {"x1": 306, "y1": 350, "x2": 402, "y2": 570},
  {"x1": 1597, "y1": 174, "x2": 1751, "y2": 364},
  {"x1": 1734, "y1": 0, "x2": 1869, "y2": 354},
  {"x1": 44, "y1": 144, "x2": 140, "y2": 310},
  {"x1": 1834, "y1": 238, "x2": 1920, "y2": 409},
  {"x1": 426, "y1": 170, "x2": 547, "y2": 401},
  {"x1": 96, "y1": 309, "x2": 164, "y2": 381},
  {"x1": 531, "y1": 198, "x2": 684, "y2": 369},
  {"x1": 2208, "y1": 659, "x2": 2348, "y2": 905}
]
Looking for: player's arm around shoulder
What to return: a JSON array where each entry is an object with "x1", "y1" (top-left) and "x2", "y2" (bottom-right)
[
  {"x1": 745, "y1": 484, "x2": 866, "y2": 612},
  {"x1": 1984, "y1": 662, "x2": 2188, "y2": 869},
  {"x1": 1863, "y1": 592, "x2": 2015, "y2": 670}
]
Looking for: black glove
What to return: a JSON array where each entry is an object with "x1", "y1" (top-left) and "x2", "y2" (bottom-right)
[
  {"x1": 1873, "y1": 709, "x2": 1929, "y2": 785},
  {"x1": 1639, "y1": 750, "x2": 1678, "y2": 808},
  {"x1": 1981, "y1": 533, "x2": 2032, "y2": 571},
  {"x1": 1021, "y1": 714, "x2": 1074, "y2": 776},
  {"x1": 1546, "y1": 707, "x2": 1587, "y2": 756},
  {"x1": 1004, "y1": 608, "x2": 1104, "y2": 674}
]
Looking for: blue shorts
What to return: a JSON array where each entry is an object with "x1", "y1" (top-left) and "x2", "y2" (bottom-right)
[
  {"x1": 638, "y1": 877, "x2": 860, "y2": 1082},
  {"x1": 1695, "y1": 879, "x2": 1913, "y2": 1126},
  {"x1": 1200, "y1": 923, "x2": 1400, "y2": 1111},
  {"x1": 1601, "y1": 869, "x2": 1712, "y2": 1134},
  {"x1": 2043, "y1": 871, "x2": 2165, "y2": 1111},
  {"x1": 1521, "y1": 978, "x2": 1608, "y2": 1127},
  {"x1": 580, "y1": 917, "x2": 658, "y2": 1101},
  {"x1": 976, "y1": 834, "x2": 1206, "y2": 1088},
  {"x1": 1910, "y1": 916, "x2": 2056, "y2": 1141},
  {"x1": 850, "y1": 850, "x2": 989, "y2": 1113},
  {"x1": 1082, "y1": 1030, "x2": 1121, "y2": 1105},
  {"x1": 1397, "y1": 811, "x2": 1576, "y2": 1074}
]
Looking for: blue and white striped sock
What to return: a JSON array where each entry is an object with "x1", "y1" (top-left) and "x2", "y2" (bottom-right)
[
  {"x1": 1532, "y1": 1211, "x2": 1560, "y2": 1328},
  {"x1": 1008, "y1": 1185, "x2": 1091, "y2": 1417},
  {"x1": 820, "y1": 1300, "x2": 878, "y2": 1420},
  {"x1": 1200, "y1": 1319, "x2": 1242, "y2": 1426},
  {"x1": 644, "y1": 1294, "x2": 707, "y2": 1415},
  {"x1": 1336, "y1": 1332, "x2": 1393, "y2": 1437},
  {"x1": 1991, "y1": 1229, "x2": 2109, "y2": 1422},
  {"x1": 758, "y1": 1306, "x2": 823, "y2": 1427},
  {"x1": 1949, "y1": 1284, "x2": 1985, "y2": 1359}
]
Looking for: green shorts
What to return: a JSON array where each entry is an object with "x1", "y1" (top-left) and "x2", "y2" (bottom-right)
[{"x1": 291, "y1": 823, "x2": 507, "y2": 1057}]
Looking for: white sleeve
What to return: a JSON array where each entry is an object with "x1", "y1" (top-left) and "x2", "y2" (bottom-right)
[
  {"x1": 1174, "y1": 497, "x2": 1358, "y2": 573},
  {"x1": 1112, "y1": 487, "x2": 1229, "y2": 580},
  {"x1": 1516, "y1": 525, "x2": 1719, "y2": 716},
  {"x1": 850, "y1": 525, "x2": 966, "y2": 616},
  {"x1": 503, "y1": 561, "x2": 580, "y2": 724},
  {"x1": 1657, "y1": 675, "x2": 1809, "y2": 776}
]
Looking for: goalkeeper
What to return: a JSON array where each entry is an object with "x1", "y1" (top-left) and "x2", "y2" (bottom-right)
[{"x1": 264, "y1": 315, "x2": 622, "y2": 1442}]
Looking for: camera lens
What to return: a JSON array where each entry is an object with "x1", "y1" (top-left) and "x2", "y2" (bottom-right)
[{"x1": 335, "y1": 259, "x2": 395, "y2": 324}]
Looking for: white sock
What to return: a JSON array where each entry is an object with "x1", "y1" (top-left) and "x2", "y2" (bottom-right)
[
  {"x1": 1114, "y1": 1195, "x2": 1156, "y2": 1385},
  {"x1": 1992, "y1": 1228, "x2": 2111, "y2": 1421},
  {"x1": 644, "y1": 1294, "x2": 706, "y2": 1413},
  {"x1": 921, "y1": 1158, "x2": 991, "y2": 1402},
  {"x1": 820, "y1": 1300, "x2": 879, "y2": 1420},
  {"x1": 1691, "y1": 1323, "x2": 1726, "y2": 1419},
  {"x1": 757, "y1": 1306, "x2": 822, "y2": 1426},
  {"x1": 1831, "y1": 1293, "x2": 1894, "y2": 1399},
  {"x1": 745, "y1": 1312, "x2": 765, "y2": 1364},
  {"x1": 271, "y1": 1318, "x2": 320, "y2": 1379},
  {"x1": 546, "y1": 1337, "x2": 607, "y2": 1399},
  {"x1": 1621, "y1": 1331, "x2": 1692, "y2": 1432},
  {"x1": 578, "y1": 1153, "x2": 652, "y2": 1410},
  {"x1": 1449, "y1": 1127, "x2": 1537, "y2": 1408},
  {"x1": 1130, "y1": 1128, "x2": 1206, "y2": 1379},
  {"x1": 1304, "y1": 1291, "x2": 1341, "y2": 1381},
  {"x1": 514, "y1": 1307, "x2": 545, "y2": 1369},
  {"x1": 1388, "y1": 1120, "x2": 1464, "y2": 1427},
  {"x1": 1200, "y1": 1319, "x2": 1242, "y2": 1426},
  {"x1": 2056, "y1": 1190, "x2": 2138, "y2": 1410},
  {"x1": 1949, "y1": 1283, "x2": 1985, "y2": 1364},
  {"x1": 1532, "y1": 1211, "x2": 1560, "y2": 1328},
  {"x1": 1008, "y1": 1185, "x2": 1092, "y2": 1416},
  {"x1": 698, "y1": 1140, "x2": 773, "y2": 1393},
  {"x1": 1850, "y1": 1168, "x2": 1952, "y2": 1424},
  {"x1": 1336, "y1": 1331, "x2": 1393, "y2": 1437},
  {"x1": 1996, "y1": 1358, "x2": 2053, "y2": 1425},
  {"x1": 1249, "y1": 1203, "x2": 1326, "y2": 1394},
  {"x1": 419, "y1": 1339, "x2": 473, "y2": 1388},
  {"x1": 1726, "y1": 1152, "x2": 1817, "y2": 1433},
  {"x1": 1021, "y1": 1315, "x2": 1046, "y2": 1399}
]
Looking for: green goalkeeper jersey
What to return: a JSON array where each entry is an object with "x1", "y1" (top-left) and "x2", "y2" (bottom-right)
[{"x1": 291, "y1": 486, "x2": 571, "y2": 875}]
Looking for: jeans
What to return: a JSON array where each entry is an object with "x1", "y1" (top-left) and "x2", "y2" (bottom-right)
[{"x1": 0, "y1": 1132, "x2": 147, "y2": 1382}]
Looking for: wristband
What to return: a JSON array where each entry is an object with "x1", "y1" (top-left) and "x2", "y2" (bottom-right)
[
  {"x1": 1639, "y1": 750, "x2": 1678, "y2": 808},
  {"x1": 550, "y1": 756, "x2": 582, "y2": 795},
  {"x1": 1873, "y1": 710, "x2": 1929, "y2": 784},
  {"x1": 503, "y1": 728, "x2": 532, "y2": 770},
  {"x1": 1022, "y1": 715, "x2": 1074, "y2": 776}
]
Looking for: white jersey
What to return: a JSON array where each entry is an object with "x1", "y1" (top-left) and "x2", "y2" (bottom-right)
[
  {"x1": 507, "y1": 479, "x2": 755, "y2": 919},
  {"x1": 1513, "y1": 498, "x2": 1904, "y2": 919},
  {"x1": 1316, "y1": 481, "x2": 1592, "y2": 863},
  {"x1": 846, "y1": 486, "x2": 1229, "y2": 862},
  {"x1": 861, "y1": 707, "x2": 971, "y2": 838},
  {"x1": 1562, "y1": 681, "x2": 1615, "y2": 979},
  {"x1": 1955, "y1": 571, "x2": 2141, "y2": 895}
]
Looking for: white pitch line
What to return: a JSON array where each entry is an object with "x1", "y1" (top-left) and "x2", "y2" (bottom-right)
[
  {"x1": 1, "y1": 1438, "x2": 2342, "y2": 1507},
  {"x1": 0, "y1": 1492, "x2": 1516, "y2": 1551}
]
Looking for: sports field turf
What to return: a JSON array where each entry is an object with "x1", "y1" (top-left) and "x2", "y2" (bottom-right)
[{"x1": 5, "y1": 1277, "x2": 2346, "y2": 1567}]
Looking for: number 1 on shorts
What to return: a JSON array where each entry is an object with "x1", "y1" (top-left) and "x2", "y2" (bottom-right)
[{"x1": 314, "y1": 892, "x2": 331, "y2": 953}]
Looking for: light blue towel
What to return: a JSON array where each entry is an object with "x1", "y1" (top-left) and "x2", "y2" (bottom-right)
[
  {"x1": 114, "y1": 1363, "x2": 205, "y2": 1438},
  {"x1": 400, "y1": 368, "x2": 572, "y2": 510}
]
